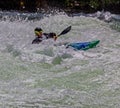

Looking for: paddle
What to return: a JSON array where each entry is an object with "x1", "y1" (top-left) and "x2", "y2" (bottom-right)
[
  {"x1": 53, "y1": 26, "x2": 71, "y2": 41},
  {"x1": 58, "y1": 26, "x2": 71, "y2": 36}
]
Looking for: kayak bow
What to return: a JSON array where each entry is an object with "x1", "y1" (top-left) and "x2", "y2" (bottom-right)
[{"x1": 66, "y1": 40, "x2": 100, "y2": 50}]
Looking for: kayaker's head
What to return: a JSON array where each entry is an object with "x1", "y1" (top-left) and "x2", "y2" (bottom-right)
[{"x1": 34, "y1": 27, "x2": 43, "y2": 37}]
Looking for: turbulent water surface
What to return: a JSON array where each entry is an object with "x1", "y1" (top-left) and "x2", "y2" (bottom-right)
[{"x1": 0, "y1": 11, "x2": 120, "y2": 108}]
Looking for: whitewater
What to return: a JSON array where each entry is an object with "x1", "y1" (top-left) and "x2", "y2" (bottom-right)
[{"x1": 0, "y1": 11, "x2": 120, "y2": 108}]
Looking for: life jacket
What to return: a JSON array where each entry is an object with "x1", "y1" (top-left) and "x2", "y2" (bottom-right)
[{"x1": 32, "y1": 32, "x2": 57, "y2": 44}]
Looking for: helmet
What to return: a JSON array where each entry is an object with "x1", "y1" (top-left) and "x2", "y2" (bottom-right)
[
  {"x1": 34, "y1": 27, "x2": 43, "y2": 36},
  {"x1": 34, "y1": 27, "x2": 43, "y2": 32}
]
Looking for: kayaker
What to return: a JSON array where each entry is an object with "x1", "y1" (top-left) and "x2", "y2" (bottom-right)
[{"x1": 32, "y1": 27, "x2": 58, "y2": 44}]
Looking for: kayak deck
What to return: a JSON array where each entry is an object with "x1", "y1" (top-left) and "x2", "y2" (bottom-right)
[{"x1": 66, "y1": 40, "x2": 100, "y2": 50}]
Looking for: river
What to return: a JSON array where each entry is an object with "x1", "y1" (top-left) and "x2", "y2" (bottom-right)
[{"x1": 0, "y1": 11, "x2": 120, "y2": 108}]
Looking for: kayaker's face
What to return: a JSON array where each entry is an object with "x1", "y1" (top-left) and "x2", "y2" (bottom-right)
[{"x1": 35, "y1": 31, "x2": 42, "y2": 37}]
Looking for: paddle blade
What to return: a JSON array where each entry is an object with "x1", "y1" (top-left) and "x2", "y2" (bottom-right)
[{"x1": 58, "y1": 26, "x2": 71, "y2": 36}]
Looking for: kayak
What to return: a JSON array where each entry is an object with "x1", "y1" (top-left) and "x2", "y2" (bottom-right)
[{"x1": 66, "y1": 40, "x2": 100, "y2": 50}]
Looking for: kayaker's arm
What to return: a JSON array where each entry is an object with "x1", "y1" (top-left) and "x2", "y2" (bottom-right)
[{"x1": 32, "y1": 37, "x2": 42, "y2": 44}]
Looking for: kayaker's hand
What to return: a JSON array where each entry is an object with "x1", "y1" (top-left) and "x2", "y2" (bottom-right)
[{"x1": 54, "y1": 35, "x2": 58, "y2": 41}]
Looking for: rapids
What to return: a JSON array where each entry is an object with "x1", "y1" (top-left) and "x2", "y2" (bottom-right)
[{"x1": 0, "y1": 11, "x2": 120, "y2": 107}]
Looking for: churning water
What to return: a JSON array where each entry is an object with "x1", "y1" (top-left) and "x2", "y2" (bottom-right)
[{"x1": 0, "y1": 11, "x2": 120, "y2": 108}]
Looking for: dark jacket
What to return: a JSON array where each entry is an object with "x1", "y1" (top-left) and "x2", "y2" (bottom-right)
[{"x1": 32, "y1": 32, "x2": 56, "y2": 44}]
